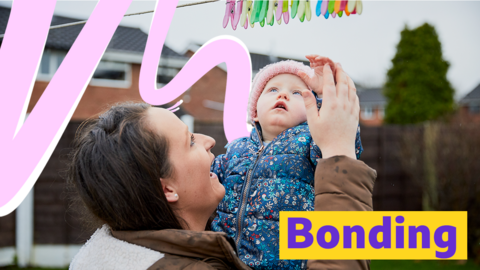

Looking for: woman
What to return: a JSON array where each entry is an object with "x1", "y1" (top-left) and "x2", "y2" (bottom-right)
[{"x1": 69, "y1": 64, "x2": 376, "y2": 270}]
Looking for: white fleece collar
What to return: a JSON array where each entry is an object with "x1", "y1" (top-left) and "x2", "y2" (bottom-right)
[{"x1": 69, "y1": 225, "x2": 164, "y2": 270}]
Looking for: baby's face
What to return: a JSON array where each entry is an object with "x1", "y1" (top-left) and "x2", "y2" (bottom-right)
[{"x1": 254, "y1": 74, "x2": 309, "y2": 140}]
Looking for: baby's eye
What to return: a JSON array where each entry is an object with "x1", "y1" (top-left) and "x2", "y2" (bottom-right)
[
  {"x1": 190, "y1": 134, "x2": 196, "y2": 147},
  {"x1": 269, "y1": 88, "x2": 278, "y2": 93},
  {"x1": 293, "y1": 90, "x2": 302, "y2": 95}
]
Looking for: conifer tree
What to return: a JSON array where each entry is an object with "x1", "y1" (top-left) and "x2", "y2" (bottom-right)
[{"x1": 384, "y1": 23, "x2": 455, "y2": 124}]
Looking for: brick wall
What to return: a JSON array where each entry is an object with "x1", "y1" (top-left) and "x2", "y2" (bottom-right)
[{"x1": 27, "y1": 64, "x2": 145, "y2": 120}]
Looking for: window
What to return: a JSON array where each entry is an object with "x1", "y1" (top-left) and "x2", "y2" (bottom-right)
[
  {"x1": 37, "y1": 50, "x2": 132, "y2": 88},
  {"x1": 469, "y1": 103, "x2": 480, "y2": 114},
  {"x1": 37, "y1": 50, "x2": 67, "y2": 81},
  {"x1": 361, "y1": 106, "x2": 373, "y2": 119},
  {"x1": 90, "y1": 61, "x2": 131, "y2": 88},
  {"x1": 157, "y1": 66, "x2": 179, "y2": 87},
  {"x1": 378, "y1": 106, "x2": 385, "y2": 119}
]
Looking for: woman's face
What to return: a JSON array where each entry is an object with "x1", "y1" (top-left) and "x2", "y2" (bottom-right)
[{"x1": 146, "y1": 108, "x2": 225, "y2": 225}]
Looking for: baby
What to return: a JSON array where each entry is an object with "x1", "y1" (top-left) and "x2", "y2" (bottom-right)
[{"x1": 210, "y1": 56, "x2": 363, "y2": 269}]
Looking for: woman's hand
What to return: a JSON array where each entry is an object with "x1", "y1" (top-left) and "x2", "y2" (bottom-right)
[
  {"x1": 302, "y1": 63, "x2": 359, "y2": 160},
  {"x1": 297, "y1": 55, "x2": 336, "y2": 96}
]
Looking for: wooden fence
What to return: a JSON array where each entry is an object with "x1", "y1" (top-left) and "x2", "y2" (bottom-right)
[{"x1": 0, "y1": 122, "x2": 423, "y2": 250}]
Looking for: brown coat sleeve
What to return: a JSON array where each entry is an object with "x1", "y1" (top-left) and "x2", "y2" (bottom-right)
[{"x1": 307, "y1": 156, "x2": 377, "y2": 270}]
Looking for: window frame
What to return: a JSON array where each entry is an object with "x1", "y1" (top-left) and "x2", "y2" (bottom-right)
[
  {"x1": 361, "y1": 106, "x2": 374, "y2": 119},
  {"x1": 89, "y1": 61, "x2": 132, "y2": 89}
]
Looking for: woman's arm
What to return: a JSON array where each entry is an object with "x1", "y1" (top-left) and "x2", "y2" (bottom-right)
[
  {"x1": 303, "y1": 64, "x2": 376, "y2": 269},
  {"x1": 307, "y1": 155, "x2": 376, "y2": 270}
]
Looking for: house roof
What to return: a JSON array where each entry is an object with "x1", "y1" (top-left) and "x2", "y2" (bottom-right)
[
  {"x1": 183, "y1": 43, "x2": 310, "y2": 72},
  {"x1": 357, "y1": 88, "x2": 387, "y2": 107},
  {"x1": 249, "y1": 53, "x2": 310, "y2": 71},
  {"x1": 460, "y1": 83, "x2": 480, "y2": 104},
  {"x1": 0, "y1": 6, "x2": 185, "y2": 59}
]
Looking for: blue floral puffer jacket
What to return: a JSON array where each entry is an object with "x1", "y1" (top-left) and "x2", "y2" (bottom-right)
[{"x1": 210, "y1": 101, "x2": 363, "y2": 270}]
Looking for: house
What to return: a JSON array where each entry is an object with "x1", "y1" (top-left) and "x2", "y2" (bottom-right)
[
  {"x1": 458, "y1": 83, "x2": 480, "y2": 123},
  {"x1": 357, "y1": 88, "x2": 386, "y2": 126},
  {"x1": 0, "y1": 6, "x2": 189, "y2": 268}
]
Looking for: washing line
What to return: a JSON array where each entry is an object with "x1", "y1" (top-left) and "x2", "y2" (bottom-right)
[{"x1": 0, "y1": 0, "x2": 220, "y2": 39}]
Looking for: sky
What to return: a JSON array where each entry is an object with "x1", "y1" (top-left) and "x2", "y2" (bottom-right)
[{"x1": 1, "y1": 0, "x2": 479, "y2": 100}]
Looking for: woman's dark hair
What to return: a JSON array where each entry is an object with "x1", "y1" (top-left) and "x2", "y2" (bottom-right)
[{"x1": 67, "y1": 102, "x2": 183, "y2": 231}]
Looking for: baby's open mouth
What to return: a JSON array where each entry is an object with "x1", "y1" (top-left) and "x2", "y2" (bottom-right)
[{"x1": 273, "y1": 101, "x2": 288, "y2": 111}]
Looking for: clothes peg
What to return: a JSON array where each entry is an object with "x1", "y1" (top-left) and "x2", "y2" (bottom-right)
[
  {"x1": 321, "y1": 0, "x2": 329, "y2": 16},
  {"x1": 340, "y1": 0, "x2": 347, "y2": 12},
  {"x1": 328, "y1": 0, "x2": 335, "y2": 15},
  {"x1": 232, "y1": 0, "x2": 243, "y2": 30},
  {"x1": 247, "y1": 0, "x2": 255, "y2": 27},
  {"x1": 223, "y1": 0, "x2": 236, "y2": 28},
  {"x1": 356, "y1": 0, "x2": 363, "y2": 14},
  {"x1": 267, "y1": 0, "x2": 276, "y2": 25},
  {"x1": 282, "y1": 0, "x2": 290, "y2": 23},
  {"x1": 316, "y1": 0, "x2": 322, "y2": 16},
  {"x1": 344, "y1": 2, "x2": 351, "y2": 16},
  {"x1": 305, "y1": 0, "x2": 312, "y2": 21},
  {"x1": 276, "y1": 0, "x2": 283, "y2": 24},
  {"x1": 324, "y1": 9, "x2": 329, "y2": 18},
  {"x1": 334, "y1": 0, "x2": 341, "y2": 14},
  {"x1": 258, "y1": 0, "x2": 269, "y2": 23},
  {"x1": 291, "y1": 0, "x2": 299, "y2": 19},
  {"x1": 347, "y1": 0, "x2": 355, "y2": 13},
  {"x1": 338, "y1": 10, "x2": 343, "y2": 17},
  {"x1": 297, "y1": 0, "x2": 306, "y2": 21},
  {"x1": 240, "y1": 0, "x2": 248, "y2": 26},
  {"x1": 251, "y1": 0, "x2": 261, "y2": 23},
  {"x1": 244, "y1": 17, "x2": 249, "y2": 28},
  {"x1": 331, "y1": 11, "x2": 336, "y2": 18}
]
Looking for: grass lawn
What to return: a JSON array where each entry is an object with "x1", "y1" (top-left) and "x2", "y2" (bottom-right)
[{"x1": 372, "y1": 260, "x2": 480, "y2": 269}]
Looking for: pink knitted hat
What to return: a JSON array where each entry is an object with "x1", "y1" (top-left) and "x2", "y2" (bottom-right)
[{"x1": 248, "y1": 60, "x2": 314, "y2": 124}]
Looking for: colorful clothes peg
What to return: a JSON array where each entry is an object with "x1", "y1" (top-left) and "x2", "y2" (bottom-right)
[
  {"x1": 328, "y1": 0, "x2": 335, "y2": 15},
  {"x1": 356, "y1": 0, "x2": 363, "y2": 14},
  {"x1": 291, "y1": 0, "x2": 299, "y2": 18},
  {"x1": 338, "y1": 10, "x2": 343, "y2": 17},
  {"x1": 232, "y1": 0, "x2": 243, "y2": 30},
  {"x1": 331, "y1": 11, "x2": 336, "y2": 18},
  {"x1": 244, "y1": 17, "x2": 249, "y2": 28},
  {"x1": 316, "y1": 0, "x2": 322, "y2": 16},
  {"x1": 251, "y1": 0, "x2": 261, "y2": 23},
  {"x1": 347, "y1": 0, "x2": 355, "y2": 12},
  {"x1": 334, "y1": 0, "x2": 341, "y2": 14},
  {"x1": 240, "y1": 0, "x2": 248, "y2": 26},
  {"x1": 258, "y1": 0, "x2": 269, "y2": 23},
  {"x1": 321, "y1": 0, "x2": 329, "y2": 16},
  {"x1": 324, "y1": 9, "x2": 329, "y2": 18},
  {"x1": 276, "y1": 0, "x2": 283, "y2": 24},
  {"x1": 282, "y1": 0, "x2": 290, "y2": 23},
  {"x1": 223, "y1": 0, "x2": 236, "y2": 28},
  {"x1": 305, "y1": 0, "x2": 312, "y2": 21},
  {"x1": 267, "y1": 0, "x2": 276, "y2": 25},
  {"x1": 340, "y1": 0, "x2": 347, "y2": 12},
  {"x1": 247, "y1": 0, "x2": 255, "y2": 27},
  {"x1": 297, "y1": 0, "x2": 306, "y2": 21}
]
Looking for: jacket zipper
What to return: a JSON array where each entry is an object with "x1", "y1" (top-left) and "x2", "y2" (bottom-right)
[{"x1": 234, "y1": 124, "x2": 266, "y2": 249}]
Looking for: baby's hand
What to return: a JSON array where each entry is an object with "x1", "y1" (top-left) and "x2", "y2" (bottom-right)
[{"x1": 298, "y1": 55, "x2": 336, "y2": 96}]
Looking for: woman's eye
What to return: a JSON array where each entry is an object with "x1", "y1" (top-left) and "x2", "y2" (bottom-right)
[{"x1": 190, "y1": 134, "x2": 196, "y2": 146}]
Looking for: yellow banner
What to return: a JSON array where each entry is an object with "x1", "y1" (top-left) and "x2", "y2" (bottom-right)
[{"x1": 279, "y1": 211, "x2": 467, "y2": 260}]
